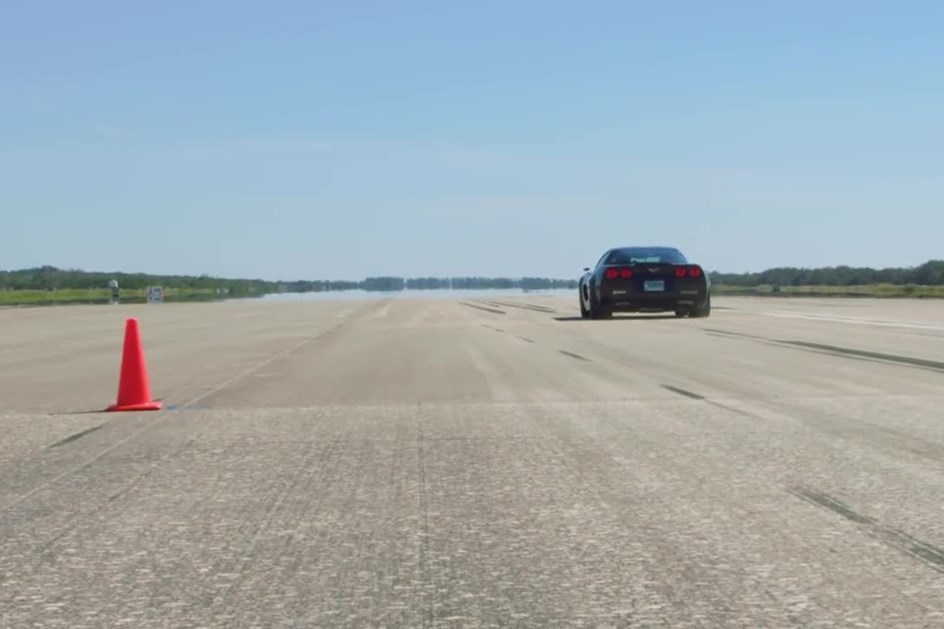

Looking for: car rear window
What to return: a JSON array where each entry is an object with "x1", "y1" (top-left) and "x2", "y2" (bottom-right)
[{"x1": 605, "y1": 248, "x2": 688, "y2": 265}]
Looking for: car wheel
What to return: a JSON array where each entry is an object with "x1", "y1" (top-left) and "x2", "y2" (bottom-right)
[
  {"x1": 588, "y1": 287, "x2": 607, "y2": 319},
  {"x1": 674, "y1": 309, "x2": 687, "y2": 317},
  {"x1": 579, "y1": 289, "x2": 589, "y2": 319},
  {"x1": 690, "y1": 294, "x2": 711, "y2": 318}
]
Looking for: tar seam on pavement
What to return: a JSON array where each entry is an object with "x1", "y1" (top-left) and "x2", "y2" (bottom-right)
[
  {"x1": 706, "y1": 328, "x2": 944, "y2": 374},
  {"x1": 486, "y1": 301, "x2": 557, "y2": 314},
  {"x1": 788, "y1": 487, "x2": 944, "y2": 574},
  {"x1": 558, "y1": 350, "x2": 592, "y2": 362},
  {"x1": 776, "y1": 340, "x2": 944, "y2": 373},
  {"x1": 459, "y1": 302, "x2": 506, "y2": 315},
  {"x1": 659, "y1": 384, "x2": 706, "y2": 400},
  {"x1": 48, "y1": 424, "x2": 105, "y2": 448}
]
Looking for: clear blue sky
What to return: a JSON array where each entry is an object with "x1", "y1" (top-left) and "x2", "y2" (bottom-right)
[{"x1": 2, "y1": 1, "x2": 942, "y2": 280}]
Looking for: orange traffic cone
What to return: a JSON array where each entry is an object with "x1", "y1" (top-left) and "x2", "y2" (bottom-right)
[{"x1": 107, "y1": 318, "x2": 162, "y2": 412}]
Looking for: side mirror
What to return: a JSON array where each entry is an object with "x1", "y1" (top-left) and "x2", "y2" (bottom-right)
[{"x1": 583, "y1": 267, "x2": 590, "y2": 272}]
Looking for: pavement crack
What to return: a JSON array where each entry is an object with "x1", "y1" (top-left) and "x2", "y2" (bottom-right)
[
  {"x1": 37, "y1": 436, "x2": 200, "y2": 557},
  {"x1": 205, "y1": 436, "x2": 335, "y2": 615},
  {"x1": 416, "y1": 416, "x2": 434, "y2": 627},
  {"x1": 184, "y1": 302, "x2": 377, "y2": 408},
  {"x1": 0, "y1": 416, "x2": 170, "y2": 514}
]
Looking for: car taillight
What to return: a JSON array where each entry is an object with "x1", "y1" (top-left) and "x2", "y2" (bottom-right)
[
  {"x1": 675, "y1": 265, "x2": 703, "y2": 278},
  {"x1": 620, "y1": 268, "x2": 633, "y2": 279},
  {"x1": 605, "y1": 268, "x2": 619, "y2": 280}
]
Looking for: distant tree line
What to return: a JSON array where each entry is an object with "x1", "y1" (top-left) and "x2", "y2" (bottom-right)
[
  {"x1": 353, "y1": 276, "x2": 580, "y2": 291},
  {"x1": 400, "y1": 277, "x2": 577, "y2": 291},
  {"x1": 0, "y1": 267, "x2": 358, "y2": 296},
  {"x1": 5, "y1": 261, "x2": 943, "y2": 295},
  {"x1": 709, "y1": 260, "x2": 944, "y2": 287},
  {"x1": 0, "y1": 267, "x2": 579, "y2": 293}
]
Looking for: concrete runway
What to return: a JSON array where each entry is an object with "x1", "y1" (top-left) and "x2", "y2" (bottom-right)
[{"x1": 3, "y1": 295, "x2": 944, "y2": 627}]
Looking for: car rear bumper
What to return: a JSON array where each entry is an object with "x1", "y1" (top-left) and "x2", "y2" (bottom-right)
[{"x1": 602, "y1": 285, "x2": 706, "y2": 311}]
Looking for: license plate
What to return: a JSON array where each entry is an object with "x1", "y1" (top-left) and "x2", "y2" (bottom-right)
[{"x1": 643, "y1": 280, "x2": 665, "y2": 292}]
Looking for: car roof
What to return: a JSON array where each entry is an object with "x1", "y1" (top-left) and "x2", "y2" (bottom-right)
[{"x1": 611, "y1": 245, "x2": 681, "y2": 252}]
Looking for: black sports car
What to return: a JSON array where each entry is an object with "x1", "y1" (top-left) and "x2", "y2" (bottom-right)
[{"x1": 578, "y1": 246, "x2": 711, "y2": 319}]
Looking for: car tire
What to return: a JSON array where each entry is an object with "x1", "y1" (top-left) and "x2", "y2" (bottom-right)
[
  {"x1": 690, "y1": 294, "x2": 711, "y2": 318},
  {"x1": 589, "y1": 287, "x2": 609, "y2": 319},
  {"x1": 579, "y1": 288, "x2": 589, "y2": 319},
  {"x1": 674, "y1": 309, "x2": 687, "y2": 317}
]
